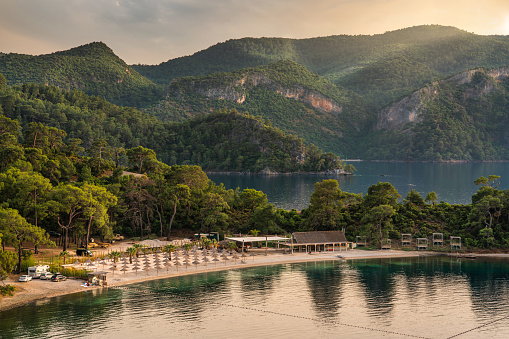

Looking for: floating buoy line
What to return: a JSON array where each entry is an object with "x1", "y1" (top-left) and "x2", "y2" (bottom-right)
[{"x1": 110, "y1": 285, "x2": 430, "y2": 338}]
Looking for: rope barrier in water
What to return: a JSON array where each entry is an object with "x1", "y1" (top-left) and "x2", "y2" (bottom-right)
[
  {"x1": 110, "y1": 286, "x2": 431, "y2": 339},
  {"x1": 445, "y1": 314, "x2": 509, "y2": 339}
]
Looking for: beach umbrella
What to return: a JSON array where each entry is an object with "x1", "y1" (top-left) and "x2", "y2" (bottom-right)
[
  {"x1": 109, "y1": 263, "x2": 118, "y2": 276},
  {"x1": 154, "y1": 263, "x2": 163, "y2": 275},
  {"x1": 222, "y1": 254, "x2": 229, "y2": 266},
  {"x1": 174, "y1": 259, "x2": 181, "y2": 272},
  {"x1": 120, "y1": 265, "x2": 129, "y2": 276},
  {"x1": 202, "y1": 256, "x2": 210, "y2": 267},
  {"x1": 132, "y1": 263, "x2": 141, "y2": 275},
  {"x1": 143, "y1": 262, "x2": 151, "y2": 275}
]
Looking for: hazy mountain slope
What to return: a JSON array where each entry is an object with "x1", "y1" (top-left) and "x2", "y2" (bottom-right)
[
  {"x1": 145, "y1": 60, "x2": 369, "y2": 157},
  {"x1": 0, "y1": 42, "x2": 163, "y2": 107},
  {"x1": 363, "y1": 67, "x2": 509, "y2": 161},
  {"x1": 133, "y1": 25, "x2": 509, "y2": 107}
]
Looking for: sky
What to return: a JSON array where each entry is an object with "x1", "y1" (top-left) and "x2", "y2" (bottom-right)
[{"x1": 1, "y1": 0, "x2": 509, "y2": 65}]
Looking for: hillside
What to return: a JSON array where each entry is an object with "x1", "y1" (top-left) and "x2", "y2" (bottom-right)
[
  {"x1": 0, "y1": 42, "x2": 163, "y2": 107},
  {"x1": 0, "y1": 82, "x2": 344, "y2": 173},
  {"x1": 146, "y1": 60, "x2": 369, "y2": 157},
  {"x1": 364, "y1": 67, "x2": 509, "y2": 161},
  {"x1": 133, "y1": 25, "x2": 509, "y2": 107}
]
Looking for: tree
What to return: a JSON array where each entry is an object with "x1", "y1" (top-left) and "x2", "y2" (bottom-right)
[
  {"x1": 50, "y1": 184, "x2": 89, "y2": 251},
  {"x1": 197, "y1": 192, "x2": 229, "y2": 233},
  {"x1": 0, "y1": 208, "x2": 53, "y2": 273},
  {"x1": 404, "y1": 189, "x2": 425, "y2": 206},
  {"x1": 363, "y1": 182, "x2": 401, "y2": 208},
  {"x1": 87, "y1": 139, "x2": 111, "y2": 174},
  {"x1": 0, "y1": 168, "x2": 53, "y2": 228},
  {"x1": 425, "y1": 191, "x2": 438, "y2": 205},
  {"x1": 0, "y1": 72, "x2": 6, "y2": 92},
  {"x1": 305, "y1": 180, "x2": 360, "y2": 231},
  {"x1": 123, "y1": 177, "x2": 156, "y2": 240},
  {"x1": 165, "y1": 184, "x2": 190, "y2": 240},
  {"x1": 0, "y1": 249, "x2": 17, "y2": 282},
  {"x1": 81, "y1": 182, "x2": 117, "y2": 250},
  {"x1": 362, "y1": 205, "x2": 396, "y2": 248},
  {"x1": 126, "y1": 146, "x2": 157, "y2": 173},
  {"x1": 474, "y1": 175, "x2": 501, "y2": 189}
]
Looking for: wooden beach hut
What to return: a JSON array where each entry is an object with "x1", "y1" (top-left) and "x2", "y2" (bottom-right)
[{"x1": 289, "y1": 231, "x2": 352, "y2": 253}]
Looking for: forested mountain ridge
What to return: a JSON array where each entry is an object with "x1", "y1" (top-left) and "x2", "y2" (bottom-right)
[
  {"x1": 364, "y1": 67, "x2": 509, "y2": 161},
  {"x1": 147, "y1": 60, "x2": 369, "y2": 156},
  {"x1": 0, "y1": 81, "x2": 346, "y2": 173},
  {"x1": 133, "y1": 25, "x2": 509, "y2": 107},
  {"x1": 0, "y1": 42, "x2": 163, "y2": 107}
]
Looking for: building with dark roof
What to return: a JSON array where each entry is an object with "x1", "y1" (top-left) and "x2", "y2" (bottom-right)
[{"x1": 289, "y1": 231, "x2": 352, "y2": 253}]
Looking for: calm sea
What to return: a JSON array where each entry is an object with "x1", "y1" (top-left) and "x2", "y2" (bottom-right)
[
  {"x1": 2, "y1": 257, "x2": 509, "y2": 338},
  {"x1": 208, "y1": 162, "x2": 509, "y2": 210}
]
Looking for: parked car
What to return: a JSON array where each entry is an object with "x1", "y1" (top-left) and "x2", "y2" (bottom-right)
[
  {"x1": 51, "y1": 273, "x2": 67, "y2": 282},
  {"x1": 19, "y1": 275, "x2": 32, "y2": 282},
  {"x1": 48, "y1": 231, "x2": 61, "y2": 237},
  {"x1": 113, "y1": 234, "x2": 124, "y2": 241},
  {"x1": 39, "y1": 272, "x2": 53, "y2": 280},
  {"x1": 76, "y1": 248, "x2": 93, "y2": 256}
]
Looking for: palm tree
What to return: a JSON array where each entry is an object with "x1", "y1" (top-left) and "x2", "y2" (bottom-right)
[
  {"x1": 109, "y1": 251, "x2": 121, "y2": 263},
  {"x1": 250, "y1": 229, "x2": 260, "y2": 237},
  {"x1": 126, "y1": 247, "x2": 137, "y2": 264},
  {"x1": 183, "y1": 243, "x2": 193, "y2": 252},
  {"x1": 132, "y1": 244, "x2": 143, "y2": 257},
  {"x1": 163, "y1": 244, "x2": 176, "y2": 260}
]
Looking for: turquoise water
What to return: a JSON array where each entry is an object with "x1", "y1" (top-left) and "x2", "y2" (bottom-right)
[
  {"x1": 208, "y1": 161, "x2": 509, "y2": 210},
  {"x1": 2, "y1": 257, "x2": 509, "y2": 338}
]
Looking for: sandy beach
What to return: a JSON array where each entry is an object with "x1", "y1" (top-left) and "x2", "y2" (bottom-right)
[{"x1": 0, "y1": 248, "x2": 433, "y2": 312}]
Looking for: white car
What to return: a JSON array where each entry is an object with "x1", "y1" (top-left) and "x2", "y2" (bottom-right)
[
  {"x1": 39, "y1": 272, "x2": 53, "y2": 280},
  {"x1": 19, "y1": 275, "x2": 32, "y2": 282}
]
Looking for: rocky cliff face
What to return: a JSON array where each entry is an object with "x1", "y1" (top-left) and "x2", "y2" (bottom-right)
[
  {"x1": 376, "y1": 66, "x2": 509, "y2": 131},
  {"x1": 169, "y1": 72, "x2": 343, "y2": 114}
]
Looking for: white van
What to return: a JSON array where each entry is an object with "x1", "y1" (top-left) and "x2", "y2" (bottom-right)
[{"x1": 28, "y1": 265, "x2": 51, "y2": 278}]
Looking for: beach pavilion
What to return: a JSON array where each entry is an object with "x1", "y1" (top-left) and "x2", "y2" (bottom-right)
[
  {"x1": 225, "y1": 235, "x2": 289, "y2": 251},
  {"x1": 287, "y1": 231, "x2": 352, "y2": 253}
]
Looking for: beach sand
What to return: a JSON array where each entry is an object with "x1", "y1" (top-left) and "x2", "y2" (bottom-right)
[{"x1": 0, "y1": 249, "x2": 432, "y2": 312}]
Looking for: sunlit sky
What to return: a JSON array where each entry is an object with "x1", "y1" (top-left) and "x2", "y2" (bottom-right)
[{"x1": 1, "y1": 0, "x2": 509, "y2": 65}]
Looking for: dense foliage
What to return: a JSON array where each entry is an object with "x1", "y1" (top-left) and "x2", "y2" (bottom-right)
[
  {"x1": 146, "y1": 60, "x2": 368, "y2": 157},
  {"x1": 363, "y1": 69, "x2": 509, "y2": 161},
  {"x1": 0, "y1": 82, "x2": 344, "y2": 173},
  {"x1": 0, "y1": 42, "x2": 163, "y2": 107}
]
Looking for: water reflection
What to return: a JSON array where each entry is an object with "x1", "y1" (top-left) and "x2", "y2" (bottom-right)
[{"x1": 4, "y1": 257, "x2": 509, "y2": 338}]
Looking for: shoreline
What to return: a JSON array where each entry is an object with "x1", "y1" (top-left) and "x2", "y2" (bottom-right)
[{"x1": 1, "y1": 249, "x2": 507, "y2": 312}]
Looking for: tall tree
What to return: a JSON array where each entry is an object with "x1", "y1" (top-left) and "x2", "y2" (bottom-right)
[
  {"x1": 50, "y1": 184, "x2": 89, "y2": 251},
  {"x1": 126, "y1": 146, "x2": 156, "y2": 174},
  {"x1": 0, "y1": 208, "x2": 53, "y2": 273},
  {"x1": 81, "y1": 182, "x2": 118, "y2": 250}
]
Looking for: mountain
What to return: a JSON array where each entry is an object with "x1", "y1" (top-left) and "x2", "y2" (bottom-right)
[
  {"x1": 0, "y1": 42, "x2": 163, "y2": 107},
  {"x1": 144, "y1": 60, "x2": 369, "y2": 157},
  {"x1": 0, "y1": 82, "x2": 344, "y2": 173},
  {"x1": 133, "y1": 25, "x2": 509, "y2": 108},
  {"x1": 364, "y1": 67, "x2": 509, "y2": 161}
]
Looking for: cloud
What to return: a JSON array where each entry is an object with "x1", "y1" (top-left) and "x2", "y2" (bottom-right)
[{"x1": 0, "y1": 0, "x2": 508, "y2": 64}]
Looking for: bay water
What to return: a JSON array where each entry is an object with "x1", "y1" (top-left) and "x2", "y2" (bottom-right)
[
  {"x1": 2, "y1": 256, "x2": 509, "y2": 338},
  {"x1": 208, "y1": 162, "x2": 509, "y2": 210}
]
